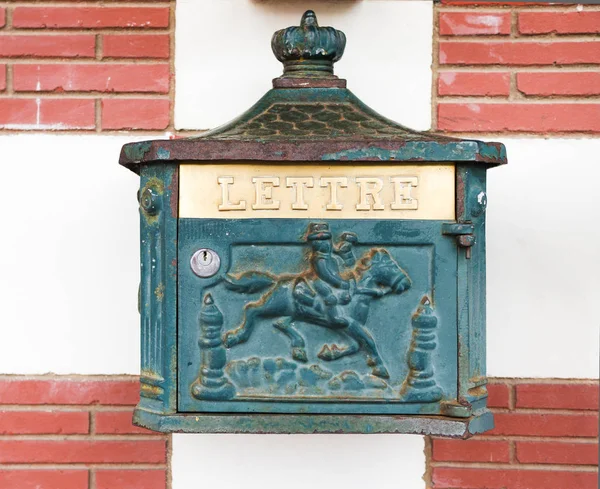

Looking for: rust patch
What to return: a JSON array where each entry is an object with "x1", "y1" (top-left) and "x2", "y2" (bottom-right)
[
  {"x1": 140, "y1": 177, "x2": 164, "y2": 226},
  {"x1": 456, "y1": 170, "x2": 466, "y2": 220},
  {"x1": 146, "y1": 176, "x2": 165, "y2": 195},
  {"x1": 168, "y1": 165, "x2": 179, "y2": 219},
  {"x1": 468, "y1": 385, "x2": 487, "y2": 399},
  {"x1": 273, "y1": 77, "x2": 347, "y2": 89},
  {"x1": 155, "y1": 283, "x2": 165, "y2": 302}
]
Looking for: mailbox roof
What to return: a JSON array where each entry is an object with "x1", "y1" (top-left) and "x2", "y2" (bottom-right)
[
  {"x1": 120, "y1": 9, "x2": 506, "y2": 173},
  {"x1": 119, "y1": 85, "x2": 506, "y2": 172}
]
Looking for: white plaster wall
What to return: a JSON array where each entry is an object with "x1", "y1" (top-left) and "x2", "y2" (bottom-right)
[
  {"x1": 175, "y1": 0, "x2": 433, "y2": 131},
  {"x1": 486, "y1": 138, "x2": 600, "y2": 379},
  {"x1": 0, "y1": 135, "x2": 142, "y2": 375},
  {"x1": 172, "y1": 434, "x2": 426, "y2": 489}
]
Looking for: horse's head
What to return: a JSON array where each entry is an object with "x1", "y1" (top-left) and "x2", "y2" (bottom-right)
[{"x1": 357, "y1": 249, "x2": 412, "y2": 294}]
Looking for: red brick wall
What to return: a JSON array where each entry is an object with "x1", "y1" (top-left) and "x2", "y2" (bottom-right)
[
  {"x1": 434, "y1": 2, "x2": 600, "y2": 134},
  {"x1": 0, "y1": 2, "x2": 173, "y2": 131},
  {"x1": 0, "y1": 377, "x2": 168, "y2": 489},
  {"x1": 432, "y1": 9, "x2": 599, "y2": 483},
  {"x1": 427, "y1": 379, "x2": 599, "y2": 489}
]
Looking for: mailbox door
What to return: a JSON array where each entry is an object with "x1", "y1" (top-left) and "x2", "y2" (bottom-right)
[{"x1": 177, "y1": 164, "x2": 459, "y2": 415}]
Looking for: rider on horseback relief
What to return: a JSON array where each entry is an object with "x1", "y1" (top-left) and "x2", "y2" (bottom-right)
[{"x1": 294, "y1": 223, "x2": 358, "y2": 327}]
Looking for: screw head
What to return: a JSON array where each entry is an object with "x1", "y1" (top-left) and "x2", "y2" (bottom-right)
[{"x1": 140, "y1": 188, "x2": 159, "y2": 215}]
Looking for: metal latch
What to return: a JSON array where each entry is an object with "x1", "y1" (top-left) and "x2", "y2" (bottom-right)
[{"x1": 442, "y1": 223, "x2": 475, "y2": 259}]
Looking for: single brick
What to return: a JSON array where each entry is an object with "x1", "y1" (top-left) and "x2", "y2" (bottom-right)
[
  {"x1": 102, "y1": 34, "x2": 170, "y2": 59},
  {"x1": 0, "y1": 65, "x2": 6, "y2": 91},
  {"x1": 0, "y1": 8, "x2": 6, "y2": 28},
  {"x1": 516, "y1": 382, "x2": 600, "y2": 409},
  {"x1": 488, "y1": 412, "x2": 599, "y2": 437},
  {"x1": 517, "y1": 441, "x2": 599, "y2": 465},
  {"x1": 432, "y1": 438, "x2": 510, "y2": 462},
  {"x1": 13, "y1": 7, "x2": 169, "y2": 29},
  {"x1": 438, "y1": 103, "x2": 600, "y2": 133},
  {"x1": 101, "y1": 98, "x2": 170, "y2": 130},
  {"x1": 487, "y1": 382, "x2": 511, "y2": 408},
  {"x1": 0, "y1": 378, "x2": 139, "y2": 405},
  {"x1": 439, "y1": 41, "x2": 600, "y2": 65},
  {"x1": 14, "y1": 64, "x2": 170, "y2": 93},
  {"x1": 0, "y1": 470, "x2": 88, "y2": 489},
  {"x1": 96, "y1": 469, "x2": 166, "y2": 489},
  {"x1": 518, "y1": 72, "x2": 600, "y2": 96},
  {"x1": 0, "y1": 35, "x2": 95, "y2": 58},
  {"x1": 440, "y1": 12, "x2": 511, "y2": 36},
  {"x1": 0, "y1": 440, "x2": 167, "y2": 464},
  {"x1": 432, "y1": 467, "x2": 598, "y2": 489},
  {"x1": 95, "y1": 410, "x2": 159, "y2": 435},
  {"x1": 519, "y1": 11, "x2": 600, "y2": 34},
  {"x1": 0, "y1": 100, "x2": 37, "y2": 127},
  {"x1": 0, "y1": 411, "x2": 89, "y2": 435},
  {"x1": 14, "y1": 98, "x2": 94, "y2": 129},
  {"x1": 438, "y1": 72, "x2": 510, "y2": 96}
]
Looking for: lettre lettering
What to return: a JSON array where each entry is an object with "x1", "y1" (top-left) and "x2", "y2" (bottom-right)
[
  {"x1": 252, "y1": 177, "x2": 281, "y2": 210},
  {"x1": 216, "y1": 174, "x2": 421, "y2": 213},
  {"x1": 320, "y1": 177, "x2": 348, "y2": 211},
  {"x1": 218, "y1": 176, "x2": 247, "y2": 211},
  {"x1": 356, "y1": 177, "x2": 385, "y2": 211},
  {"x1": 390, "y1": 176, "x2": 418, "y2": 210},
  {"x1": 286, "y1": 177, "x2": 314, "y2": 210}
]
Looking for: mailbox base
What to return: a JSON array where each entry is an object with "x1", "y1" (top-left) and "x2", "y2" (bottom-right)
[{"x1": 133, "y1": 408, "x2": 493, "y2": 439}]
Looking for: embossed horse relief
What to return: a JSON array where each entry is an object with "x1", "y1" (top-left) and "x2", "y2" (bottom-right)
[{"x1": 222, "y1": 223, "x2": 412, "y2": 380}]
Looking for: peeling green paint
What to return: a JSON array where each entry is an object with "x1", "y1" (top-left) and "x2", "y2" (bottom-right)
[
  {"x1": 156, "y1": 147, "x2": 171, "y2": 160},
  {"x1": 123, "y1": 141, "x2": 152, "y2": 162},
  {"x1": 477, "y1": 142, "x2": 506, "y2": 162},
  {"x1": 320, "y1": 142, "x2": 484, "y2": 162}
]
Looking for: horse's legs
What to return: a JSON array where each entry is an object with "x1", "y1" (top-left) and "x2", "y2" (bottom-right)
[
  {"x1": 346, "y1": 320, "x2": 390, "y2": 379},
  {"x1": 273, "y1": 318, "x2": 307, "y2": 363},
  {"x1": 317, "y1": 338, "x2": 359, "y2": 361},
  {"x1": 222, "y1": 302, "x2": 262, "y2": 348}
]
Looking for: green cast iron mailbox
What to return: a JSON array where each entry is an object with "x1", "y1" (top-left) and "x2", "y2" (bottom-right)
[{"x1": 120, "y1": 11, "x2": 506, "y2": 437}]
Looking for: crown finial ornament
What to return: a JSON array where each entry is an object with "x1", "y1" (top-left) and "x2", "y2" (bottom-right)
[{"x1": 271, "y1": 10, "x2": 346, "y2": 84}]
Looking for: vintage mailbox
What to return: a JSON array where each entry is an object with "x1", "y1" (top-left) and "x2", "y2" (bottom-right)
[{"x1": 120, "y1": 11, "x2": 506, "y2": 437}]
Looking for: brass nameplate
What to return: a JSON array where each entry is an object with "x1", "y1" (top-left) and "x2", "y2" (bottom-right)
[{"x1": 179, "y1": 163, "x2": 455, "y2": 220}]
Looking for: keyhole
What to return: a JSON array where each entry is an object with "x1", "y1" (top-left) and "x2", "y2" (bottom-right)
[
  {"x1": 190, "y1": 248, "x2": 220, "y2": 278},
  {"x1": 198, "y1": 249, "x2": 212, "y2": 266}
]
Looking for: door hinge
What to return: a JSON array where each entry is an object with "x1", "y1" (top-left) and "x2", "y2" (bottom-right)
[{"x1": 442, "y1": 222, "x2": 475, "y2": 259}]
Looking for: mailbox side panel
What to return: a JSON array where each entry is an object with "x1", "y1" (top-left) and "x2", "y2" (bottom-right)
[
  {"x1": 136, "y1": 163, "x2": 179, "y2": 418},
  {"x1": 456, "y1": 164, "x2": 489, "y2": 419}
]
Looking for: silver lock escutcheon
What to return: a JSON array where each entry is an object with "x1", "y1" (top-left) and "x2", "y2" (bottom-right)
[{"x1": 190, "y1": 248, "x2": 220, "y2": 278}]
